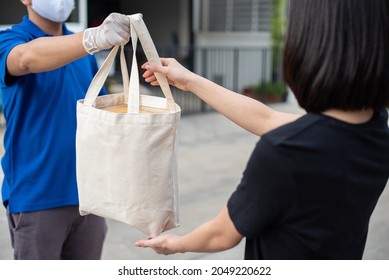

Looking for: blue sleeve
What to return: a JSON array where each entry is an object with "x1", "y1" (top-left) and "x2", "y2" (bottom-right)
[{"x1": 0, "y1": 29, "x2": 27, "y2": 87}]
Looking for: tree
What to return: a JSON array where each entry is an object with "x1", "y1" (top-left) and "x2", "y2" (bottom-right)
[{"x1": 271, "y1": 0, "x2": 287, "y2": 82}]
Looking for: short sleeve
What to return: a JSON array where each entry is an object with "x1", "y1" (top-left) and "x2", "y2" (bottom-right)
[
  {"x1": 0, "y1": 30, "x2": 27, "y2": 86},
  {"x1": 227, "y1": 137, "x2": 296, "y2": 239}
]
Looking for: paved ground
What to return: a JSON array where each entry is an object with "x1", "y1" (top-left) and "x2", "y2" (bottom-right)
[{"x1": 0, "y1": 101, "x2": 388, "y2": 260}]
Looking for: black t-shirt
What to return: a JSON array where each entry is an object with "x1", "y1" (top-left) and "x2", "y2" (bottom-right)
[{"x1": 228, "y1": 111, "x2": 389, "y2": 259}]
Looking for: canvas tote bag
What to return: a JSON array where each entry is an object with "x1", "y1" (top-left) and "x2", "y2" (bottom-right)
[{"x1": 76, "y1": 14, "x2": 180, "y2": 237}]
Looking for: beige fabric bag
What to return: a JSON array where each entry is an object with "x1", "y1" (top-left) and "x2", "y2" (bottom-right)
[{"x1": 76, "y1": 14, "x2": 180, "y2": 237}]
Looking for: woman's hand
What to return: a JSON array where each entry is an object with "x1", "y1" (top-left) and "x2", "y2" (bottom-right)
[
  {"x1": 142, "y1": 58, "x2": 195, "y2": 92},
  {"x1": 135, "y1": 206, "x2": 243, "y2": 255},
  {"x1": 135, "y1": 234, "x2": 182, "y2": 255}
]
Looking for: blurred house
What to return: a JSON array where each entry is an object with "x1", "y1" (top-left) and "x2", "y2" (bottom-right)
[{"x1": 0, "y1": 0, "x2": 273, "y2": 110}]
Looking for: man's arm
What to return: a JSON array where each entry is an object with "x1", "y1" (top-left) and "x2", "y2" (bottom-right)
[
  {"x1": 7, "y1": 32, "x2": 86, "y2": 76},
  {"x1": 7, "y1": 13, "x2": 131, "y2": 77}
]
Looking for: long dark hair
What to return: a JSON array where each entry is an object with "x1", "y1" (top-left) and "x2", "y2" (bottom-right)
[{"x1": 283, "y1": 0, "x2": 389, "y2": 112}]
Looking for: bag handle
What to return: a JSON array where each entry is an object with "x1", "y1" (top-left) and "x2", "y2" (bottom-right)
[
  {"x1": 83, "y1": 40, "x2": 135, "y2": 109},
  {"x1": 129, "y1": 14, "x2": 176, "y2": 112},
  {"x1": 120, "y1": 45, "x2": 130, "y2": 103},
  {"x1": 83, "y1": 14, "x2": 176, "y2": 113},
  {"x1": 83, "y1": 45, "x2": 119, "y2": 107},
  {"x1": 127, "y1": 18, "x2": 140, "y2": 113}
]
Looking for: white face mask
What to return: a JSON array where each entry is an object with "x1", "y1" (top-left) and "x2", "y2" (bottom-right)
[{"x1": 32, "y1": 0, "x2": 75, "y2": 23}]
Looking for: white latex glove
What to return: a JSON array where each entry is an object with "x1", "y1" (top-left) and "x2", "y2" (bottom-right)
[{"x1": 83, "y1": 13, "x2": 131, "y2": 54}]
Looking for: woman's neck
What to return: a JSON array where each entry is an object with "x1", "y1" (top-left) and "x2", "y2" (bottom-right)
[{"x1": 322, "y1": 108, "x2": 374, "y2": 124}]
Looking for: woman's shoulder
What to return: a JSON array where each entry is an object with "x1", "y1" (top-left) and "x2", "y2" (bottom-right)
[{"x1": 262, "y1": 113, "x2": 324, "y2": 144}]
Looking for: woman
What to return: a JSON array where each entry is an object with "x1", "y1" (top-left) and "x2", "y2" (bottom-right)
[{"x1": 136, "y1": 0, "x2": 389, "y2": 259}]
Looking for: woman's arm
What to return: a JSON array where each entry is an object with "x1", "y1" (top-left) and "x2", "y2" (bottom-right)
[
  {"x1": 135, "y1": 206, "x2": 243, "y2": 255},
  {"x1": 188, "y1": 73, "x2": 300, "y2": 136},
  {"x1": 143, "y1": 58, "x2": 301, "y2": 136}
]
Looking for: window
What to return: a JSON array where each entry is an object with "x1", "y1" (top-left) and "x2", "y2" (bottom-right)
[
  {"x1": 200, "y1": 0, "x2": 271, "y2": 32},
  {"x1": 65, "y1": 0, "x2": 88, "y2": 33}
]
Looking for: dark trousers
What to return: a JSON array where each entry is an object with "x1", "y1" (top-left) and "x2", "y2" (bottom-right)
[{"x1": 7, "y1": 206, "x2": 107, "y2": 260}]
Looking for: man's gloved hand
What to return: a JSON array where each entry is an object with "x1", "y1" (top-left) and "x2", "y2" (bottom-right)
[{"x1": 83, "y1": 13, "x2": 131, "y2": 54}]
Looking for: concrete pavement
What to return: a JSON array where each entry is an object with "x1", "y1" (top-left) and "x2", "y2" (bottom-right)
[{"x1": 0, "y1": 101, "x2": 388, "y2": 260}]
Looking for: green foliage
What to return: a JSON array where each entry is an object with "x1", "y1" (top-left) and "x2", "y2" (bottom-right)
[
  {"x1": 271, "y1": 0, "x2": 287, "y2": 48},
  {"x1": 250, "y1": 81, "x2": 287, "y2": 97},
  {"x1": 271, "y1": 0, "x2": 288, "y2": 82}
]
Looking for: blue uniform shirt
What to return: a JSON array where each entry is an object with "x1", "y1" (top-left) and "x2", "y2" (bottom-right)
[{"x1": 0, "y1": 16, "x2": 106, "y2": 213}]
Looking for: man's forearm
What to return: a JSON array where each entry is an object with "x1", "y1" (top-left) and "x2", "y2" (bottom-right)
[{"x1": 7, "y1": 32, "x2": 88, "y2": 76}]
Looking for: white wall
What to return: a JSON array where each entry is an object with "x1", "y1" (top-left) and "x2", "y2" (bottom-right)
[{"x1": 195, "y1": 32, "x2": 270, "y2": 48}]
